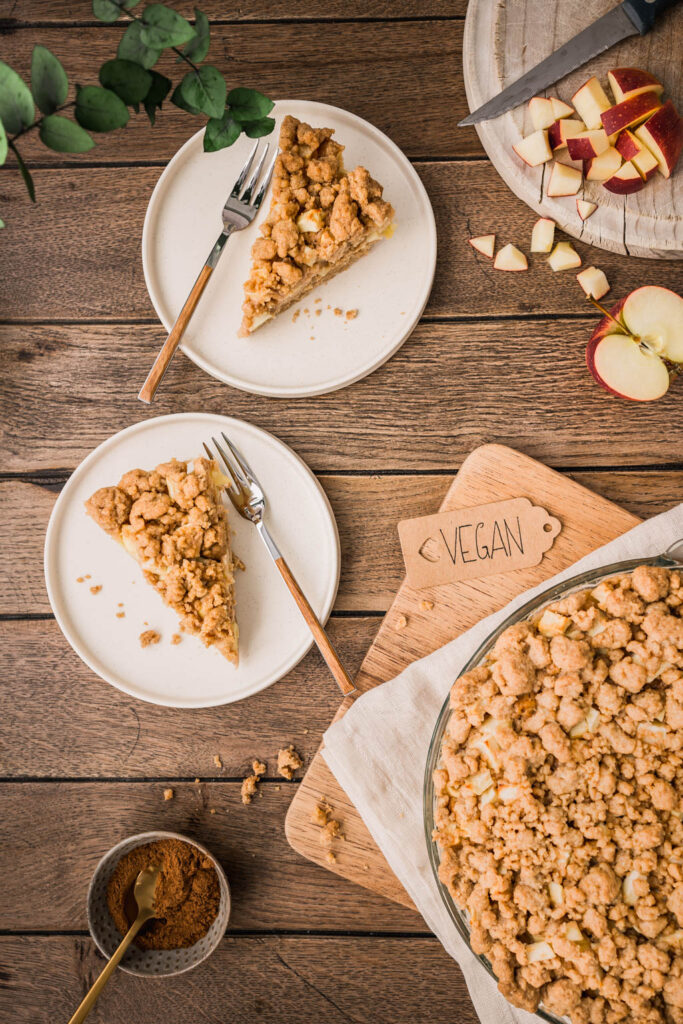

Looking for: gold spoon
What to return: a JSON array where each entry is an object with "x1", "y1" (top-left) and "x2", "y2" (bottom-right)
[{"x1": 68, "y1": 865, "x2": 160, "y2": 1024}]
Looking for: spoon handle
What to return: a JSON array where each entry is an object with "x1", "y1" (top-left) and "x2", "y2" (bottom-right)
[{"x1": 67, "y1": 913, "x2": 149, "y2": 1024}]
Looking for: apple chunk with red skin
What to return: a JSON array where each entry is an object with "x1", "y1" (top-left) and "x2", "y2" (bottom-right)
[
  {"x1": 566, "y1": 129, "x2": 609, "y2": 160},
  {"x1": 603, "y1": 161, "x2": 645, "y2": 194},
  {"x1": 600, "y1": 91, "x2": 662, "y2": 137},
  {"x1": 607, "y1": 67, "x2": 663, "y2": 104},
  {"x1": 635, "y1": 101, "x2": 683, "y2": 179},
  {"x1": 586, "y1": 287, "x2": 683, "y2": 402}
]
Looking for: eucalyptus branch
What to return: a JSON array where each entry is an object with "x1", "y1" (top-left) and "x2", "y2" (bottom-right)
[
  {"x1": 9, "y1": 101, "x2": 75, "y2": 144},
  {"x1": 122, "y1": 6, "x2": 200, "y2": 73}
]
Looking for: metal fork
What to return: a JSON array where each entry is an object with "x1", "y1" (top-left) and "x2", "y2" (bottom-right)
[
  {"x1": 138, "y1": 141, "x2": 277, "y2": 404},
  {"x1": 204, "y1": 432, "x2": 357, "y2": 698}
]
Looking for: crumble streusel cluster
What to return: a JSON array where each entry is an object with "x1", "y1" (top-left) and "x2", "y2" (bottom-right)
[{"x1": 433, "y1": 565, "x2": 683, "y2": 1024}]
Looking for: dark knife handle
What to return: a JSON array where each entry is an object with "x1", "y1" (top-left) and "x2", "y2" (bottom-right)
[{"x1": 622, "y1": 0, "x2": 681, "y2": 34}]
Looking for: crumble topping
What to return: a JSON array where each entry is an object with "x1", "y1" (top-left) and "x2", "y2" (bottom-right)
[
  {"x1": 239, "y1": 115, "x2": 393, "y2": 335},
  {"x1": 277, "y1": 744, "x2": 303, "y2": 780},
  {"x1": 85, "y1": 457, "x2": 238, "y2": 663},
  {"x1": 241, "y1": 774, "x2": 259, "y2": 805},
  {"x1": 163, "y1": 788, "x2": 174, "y2": 801},
  {"x1": 139, "y1": 629, "x2": 161, "y2": 648},
  {"x1": 433, "y1": 566, "x2": 683, "y2": 1024}
]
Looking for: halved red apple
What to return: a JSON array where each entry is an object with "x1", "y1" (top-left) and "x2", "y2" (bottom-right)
[
  {"x1": 600, "y1": 92, "x2": 662, "y2": 137},
  {"x1": 572, "y1": 76, "x2": 612, "y2": 130},
  {"x1": 603, "y1": 161, "x2": 645, "y2": 194},
  {"x1": 607, "y1": 68, "x2": 664, "y2": 104},
  {"x1": 566, "y1": 129, "x2": 609, "y2": 160},
  {"x1": 635, "y1": 101, "x2": 683, "y2": 179}
]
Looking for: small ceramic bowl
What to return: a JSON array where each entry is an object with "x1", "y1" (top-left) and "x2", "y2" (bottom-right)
[{"x1": 86, "y1": 830, "x2": 230, "y2": 977}]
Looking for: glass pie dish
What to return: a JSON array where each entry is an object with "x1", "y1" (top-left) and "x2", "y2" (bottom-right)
[{"x1": 423, "y1": 544, "x2": 683, "y2": 1024}]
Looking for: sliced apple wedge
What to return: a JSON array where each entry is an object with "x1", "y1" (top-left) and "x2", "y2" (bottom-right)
[
  {"x1": 600, "y1": 91, "x2": 662, "y2": 137},
  {"x1": 608, "y1": 67, "x2": 664, "y2": 104},
  {"x1": 512, "y1": 129, "x2": 553, "y2": 166},
  {"x1": 566, "y1": 129, "x2": 609, "y2": 160},
  {"x1": 616, "y1": 129, "x2": 645, "y2": 161},
  {"x1": 572, "y1": 76, "x2": 612, "y2": 130},
  {"x1": 529, "y1": 96, "x2": 556, "y2": 131},
  {"x1": 550, "y1": 97, "x2": 575, "y2": 120},
  {"x1": 576, "y1": 199, "x2": 597, "y2": 221},
  {"x1": 603, "y1": 161, "x2": 645, "y2": 194},
  {"x1": 547, "y1": 161, "x2": 582, "y2": 197},
  {"x1": 530, "y1": 217, "x2": 555, "y2": 253},
  {"x1": 493, "y1": 243, "x2": 528, "y2": 271},
  {"x1": 469, "y1": 234, "x2": 496, "y2": 258},
  {"x1": 632, "y1": 146, "x2": 659, "y2": 181},
  {"x1": 577, "y1": 266, "x2": 609, "y2": 299},
  {"x1": 547, "y1": 241, "x2": 581, "y2": 271},
  {"x1": 635, "y1": 101, "x2": 683, "y2": 179},
  {"x1": 555, "y1": 150, "x2": 584, "y2": 170},
  {"x1": 585, "y1": 146, "x2": 622, "y2": 181},
  {"x1": 548, "y1": 118, "x2": 585, "y2": 149}
]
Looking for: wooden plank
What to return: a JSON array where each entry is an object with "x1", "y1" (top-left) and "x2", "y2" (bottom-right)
[
  {"x1": 0, "y1": 618, "x2": 378, "y2": 776},
  {"x1": 0, "y1": 782, "x2": 422, "y2": 932},
  {"x1": 1, "y1": 321, "x2": 681, "y2": 473},
  {"x1": 1, "y1": 163, "x2": 682, "y2": 321},
  {"x1": 0, "y1": 935, "x2": 479, "y2": 1024},
  {"x1": 0, "y1": 22, "x2": 478, "y2": 164},
  {"x1": 3, "y1": 472, "x2": 682, "y2": 617}
]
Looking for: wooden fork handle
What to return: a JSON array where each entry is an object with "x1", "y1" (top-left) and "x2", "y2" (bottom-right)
[
  {"x1": 138, "y1": 263, "x2": 213, "y2": 404},
  {"x1": 275, "y1": 556, "x2": 357, "y2": 697}
]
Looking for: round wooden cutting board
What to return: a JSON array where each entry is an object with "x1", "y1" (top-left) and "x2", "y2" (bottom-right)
[{"x1": 463, "y1": 0, "x2": 683, "y2": 258}]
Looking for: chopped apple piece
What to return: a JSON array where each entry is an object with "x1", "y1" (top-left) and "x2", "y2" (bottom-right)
[
  {"x1": 550, "y1": 97, "x2": 575, "y2": 120},
  {"x1": 548, "y1": 118, "x2": 585, "y2": 149},
  {"x1": 547, "y1": 162, "x2": 582, "y2": 197},
  {"x1": 601, "y1": 92, "x2": 662, "y2": 137},
  {"x1": 566, "y1": 129, "x2": 609, "y2": 160},
  {"x1": 469, "y1": 234, "x2": 496, "y2": 258},
  {"x1": 493, "y1": 243, "x2": 528, "y2": 271},
  {"x1": 570, "y1": 719, "x2": 588, "y2": 738},
  {"x1": 577, "y1": 266, "x2": 610, "y2": 300},
  {"x1": 547, "y1": 241, "x2": 581, "y2": 271},
  {"x1": 538, "y1": 609, "x2": 569, "y2": 635},
  {"x1": 528, "y1": 940, "x2": 556, "y2": 963},
  {"x1": 296, "y1": 208, "x2": 325, "y2": 232},
  {"x1": 513, "y1": 129, "x2": 552, "y2": 166},
  {"x1": 623, "y1": 870, "x2": 646, "y2": 906},
  {"x1": 530, "y1": 217, "x2": 555, "y2": 253},
  {"x1": 548, "y1": 882, "x2": 564, "y2": 907},
  {"x1": 555, "y1": 150, "x2": 584, "y2": 169},
  {"x1": 529, "y1": 96, "x2": 556, "y2": 131},
  {"x1": 565, "y1": 923, "x2": 584, "y2": 943},
  {"x1": 616, "y1": 129, "x2": 645, "y2": 161},
  {"x1": 469, "y1": 769, "x2": 494, "y2": 795},
  {"x1": 498, "y1": 785, "x2": 518, "y2": 803},
  {"x1": 608, "y1": 67, "x2": 664, "y2": 104},
  {"x1": 572, "y1": 76, "x2": 612, "y2": 130},
  {"x1": 586, "y1": 708, "x2": 600, "y2": 732},
  {"x1": 576, "y1": 199, "x2": 597, "y2": 221},
  {"x1": 632, "y1": 146, "x2": 659, "y2": 181},
  {"x1": 585, "y1": 146, "x2": 622, "y2": 181},
  {"x1": 471, "y1": 737, "x2": 501, "y2": 770},
  {"x1": 635, "y1": 101, "x2": 683, "y2": 179},
  {"x1": 603, "y1": 161, "x2": 645, "y2": 195}
]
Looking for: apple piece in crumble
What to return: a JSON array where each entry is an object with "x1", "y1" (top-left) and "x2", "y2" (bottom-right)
[
  {"x1": 433, "y1": 565, "x2": 683, "y2": 1024},
  {"x1": 85, "y1": 457, "x2": 238, "y2": 664},
  {"x1": 239, "y1": 114, "x2": 394, "y2": 336}
]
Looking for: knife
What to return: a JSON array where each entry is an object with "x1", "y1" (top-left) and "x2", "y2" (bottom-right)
[{"x1": 459, "y1": 0, "x2": 681, "y2": 126}]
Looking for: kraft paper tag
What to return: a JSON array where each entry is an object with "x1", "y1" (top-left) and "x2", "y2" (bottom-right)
[{"x1": 398, "y1": 497, "x2": 562, "y2": 590}]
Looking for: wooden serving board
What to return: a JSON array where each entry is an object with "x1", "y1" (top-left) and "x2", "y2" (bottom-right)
[
  {"x1": 462, "y1": 0, "x2": 683, "y2": 259},
  {"x1": 285, "y1": 444, "x2": 642, "y2": 908}
]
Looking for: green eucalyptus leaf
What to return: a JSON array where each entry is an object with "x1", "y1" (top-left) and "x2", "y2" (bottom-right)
[
  {"x1": 10, "y1": 143, "x2": 35, "y2": 202},
  {"x1": 203, "y1": 110, "x2": 241, "y2": 152},
  {"x1": 39, "y1": 114, "x2": 94, "y2": 153},
  {"x1": 180, "y1": 8, "x2": 210, "y2": 63},
  {"x1": 178, "y1": 65, "x2": 225, "y2": 119},
  {"x1": 0, "y1": 219, "x2": 5, "y2": 229},
  {"x1": 171, "y1": 81, "x2": 201, "y2": 114},
  {"x1": 92, "y1": 0, "x2": 140, "y2": 22},
  {"x1": 140, "y1": 5, "x2": 195, "y2": 49},
  {"x1": 0, "y1": 62, "x2": 34, "y2": 135},
  {"x1": 0, "y1": 119, "x2": 7, "y2": 166},
  {"x1": 99, "y1": 58, "x2": 152, "y2": 105},
  {"x1": 143, "y1": 70, "x2": 171, "y2": 124},
  {"x1": 31, "y1": 46, "x2": 68, "y2": 116},
  {"x1": 227, "y1": 87, "x2": 273, "y2": 125},
  {"x1": 75, "y1": 85, "x2": 130, "y2": 132},
  {"x1": 118, "y1": 22, "x2": 161, "y2": 69},
  {"x1": 244, "y1": 116, "x2": 275, "y2": 138}
]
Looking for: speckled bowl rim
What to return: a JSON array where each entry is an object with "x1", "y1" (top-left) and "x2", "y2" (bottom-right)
[{"x1": 86, "y1": 830, "x2": 230, "y2": 977}]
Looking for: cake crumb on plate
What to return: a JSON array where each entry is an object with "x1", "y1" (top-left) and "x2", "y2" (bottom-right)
[{"x1": 139, "y1": 629, "x2": 161, "y2": 648}]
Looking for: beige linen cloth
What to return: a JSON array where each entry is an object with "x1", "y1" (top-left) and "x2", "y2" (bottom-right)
[{"x1": 323, "y1": 504, "x2": 683, "y2": 1024}]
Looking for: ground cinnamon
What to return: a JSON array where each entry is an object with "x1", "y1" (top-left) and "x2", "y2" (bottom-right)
[{"x1": 106, "y1": 838, "x2": 220, "y2": 950}]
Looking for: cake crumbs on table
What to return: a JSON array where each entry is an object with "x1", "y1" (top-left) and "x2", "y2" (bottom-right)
[
  {"x1": 252, "y1": 759, "x2": 266, "y2": 776},
  {"x1": 163, "y1": 788, "x2": 174, "y2": 801},
  {"x1": 213, "y1": 754, "x2": 223, "y2": 770},
  {"x1": 277, "y1": 745, "x2": 303, "y2": 779},
  {"x1": 194, "y1": 778, "x2": 201, "y2": 784},
  {"x1": 171, "y1": 633, "x2": 181, "y2": 645},
  {"x1": 310, "y1": 800, "x2": 333, "y2": 826},
  {"x1": 394, "y1": 613, "x2": 408, "y2": 630},
  {"x1": 319, "y1": 818, "x2": 344, "y2": 846},
  {"x1": 420, "y1": 599, "x2": 434, "y2": 611},
  {"x1": 241, "y1": 774, "x2": 259, "y2": 805},
  {"x1": 139, "y1": 629, "x2": 161, "y2": 648},
  {"x1": 303, "y1": 728, "x2": 309, "y2": 734},
  {"x1": 209, "y1": 808, "x2": 216, "y2": 815},
  {"x1": 89, "y1": 585, "x2": 102, "y2": 595},
  {"x1": 325, "y1": 851, "x2": 336, "y2": 864}
]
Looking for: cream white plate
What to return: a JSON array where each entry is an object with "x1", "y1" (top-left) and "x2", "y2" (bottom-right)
[
  {"x1": 142, "y1": 99, "x2": 436, "y2": 397},
  {"x1": 44, "y1": 413, "x2": 340, "y2": 707}
]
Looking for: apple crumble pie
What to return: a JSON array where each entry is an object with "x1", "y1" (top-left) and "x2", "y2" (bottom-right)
[
  {"x1": 433, "y1": 565, "x2": 683, "y2": 1024},
  {"x1": 85, "y1": 457, "x2": 238, "y2": 663},
  {"x1": 239, "y1": 114, "x2": 394, "y2": 335}
]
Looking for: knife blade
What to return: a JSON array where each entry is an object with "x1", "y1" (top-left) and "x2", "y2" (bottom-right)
[{"x1": 459, "y1": 0, "x2": 680, "y2": 126}]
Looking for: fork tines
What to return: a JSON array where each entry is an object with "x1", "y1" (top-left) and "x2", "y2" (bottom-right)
[{"x1": 230, "y1": 141, "x2": 278, "y2": 211}]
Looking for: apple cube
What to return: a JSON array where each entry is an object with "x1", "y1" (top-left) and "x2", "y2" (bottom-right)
[
  {"x1": 603, "y1": 161, "x2": 645, "y2": 194},
  {"x1": 512, "y1": 129, "x2": 552, "y2": 166},
  {"x1": 555, "y1": 150, "x2": 584, "y2": 169},
  {"x1": 566, "y1": 129, "x2": 609, "y2": 160},
  {"x1": 550, "y1": 97, "x2": 575, "y2": 120},
  {"x1": 546, "y1": 162, "x2": 582, "y2": 197},
  {"x1": 632, "y1": 146, "x2": 659, "y2": 181},
  {"x1": 469, "y1": 234, "x2": 495, "y2": 258},
  {"x1": 616, "y1": 129, "x2": 644, "y2": 161},
  {"x1": 577, "y1": 266, "x2": 610, "y2": 299},
  {"x1": 576, "y1": 199, "x2": 597, "y2": 221},
  {"x1": 493, "y1": 243, "x2": 528, "y2": 271},
  {"x1": 529, "y1": 96, "x2": 555, "y2": 131},
  {"x1": 635, "y1": 101, "x2": 683, "y2": 179},
  {"x1": 600, "y1": 91, "x2": 662, "y2": 137},
  {"x1": 547, "y1": 241, "x2": 581, "y2": 271},
  {"x1": 572, "y1": 76, "x2": 613, "y2": 130},
  {"x1": 530, "y1": 217, "x2": 555, "y2": 253},
  {"x1": 548, "y1": 118, "x2": 585, "y2": 149},
  {"x1": 608, "y1": 67, "x2": 664, "y2": 104},
  {"x1": 585, "y1": 146, "x2": 622, "y2": 181}
]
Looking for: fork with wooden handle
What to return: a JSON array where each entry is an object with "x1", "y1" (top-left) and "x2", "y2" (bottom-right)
[
  {"x1": 204, "y1": 432, "x2": 357, "y2": 698},
  {"x1": 138, "y1": 140, "x2": 277, "y2": 404}
]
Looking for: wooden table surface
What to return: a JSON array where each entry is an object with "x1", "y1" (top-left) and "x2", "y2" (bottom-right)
[{"x1": 1, "y1": 3, "x2": 682, "y2": 1022}]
